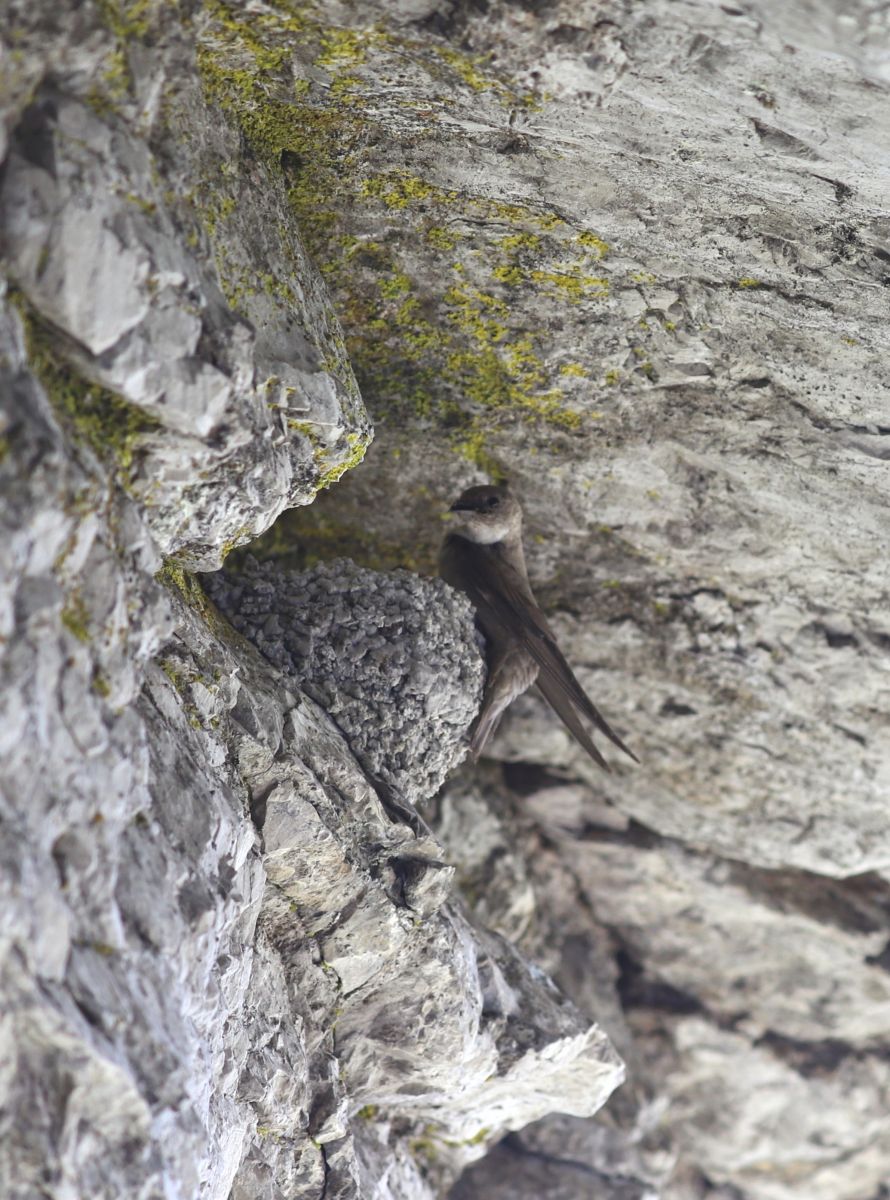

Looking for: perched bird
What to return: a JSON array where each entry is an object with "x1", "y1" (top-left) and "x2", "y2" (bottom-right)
[{"x1": 439, "y1": 483, "x2": 638, "y2": 771}]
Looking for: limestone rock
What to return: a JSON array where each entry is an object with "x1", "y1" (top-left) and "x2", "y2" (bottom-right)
[
  {"x1": 231, "y1": 0, "x2": 890, "y2": 877},
  {"x1": 0, "y1": 277, "x2": 621, "y2": 1199},
  {"x1": 0, "y1": 0, "x2": 370, "y2": 569},
  {"x1": 4, "y1": 1, "x2": 890, "y2": 1198}
]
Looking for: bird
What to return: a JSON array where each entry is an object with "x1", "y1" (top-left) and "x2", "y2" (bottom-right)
[{"x1": 439, "y1": 483, "x2": 638, "y2": 771}]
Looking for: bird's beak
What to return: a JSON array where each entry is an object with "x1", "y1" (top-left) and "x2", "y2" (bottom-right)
[{"x1": 449, "y1": 500, "x2": 475, "y2": 512}]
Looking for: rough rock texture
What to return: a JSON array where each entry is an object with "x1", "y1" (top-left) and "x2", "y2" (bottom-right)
[
  {"x1": 0, "y1": 288, "x2": 622, "y2": 1199},
  {"x1": 4, "y1": 1, "x2": 890, "y2": 1199},
  {"x1": 230, "y1": 0, "x2": 890, "y2": 878},
  {"x1": 1, "y1": 0, "x2": 370, "y2": 569},
  {"x1": 204, "y1": 557, "x2": 484, "y2": 800}
]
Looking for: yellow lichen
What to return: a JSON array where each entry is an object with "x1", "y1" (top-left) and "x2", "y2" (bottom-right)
[
  {"x1": 497, "y1": 232, "x2": 541, "y2": 253},
  {"x1": 531, "y1": 267, "x2": 609, "y2": 303},
  {"x1": 576, "y1": 231, "x2": 609, "y2": 257},
  {"x1": 426, "y1": 225, "x2": 458, "y2": 250},
  {"x1": 316, "y1": 28, "x2": 374, "y2": 69},
  {"x1": 195, "y1": 1, "x2": 614, "y2": 452},
  {"x1": 360, "y1": 172, "x2": 437, "y2": 210}
]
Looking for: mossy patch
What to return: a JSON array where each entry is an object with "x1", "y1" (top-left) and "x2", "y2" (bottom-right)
[
  {"x1": 155, "y1": 560, "x2": 222, "y2": 627},
  {"x1": 61, "y1": 593, "x2": 91, "y2": 643},
  {"x1": 13, "y1": 291, "x2": 158, "y2": 482},
  {"x1": 196, "y1": 0, "x2": 619, "y2": 467},
  {"x1": 96, "y1": 0, "x2": 154, "y2": 41},
  {"x1": 92, "y1": 671, "x2": 112, "y2": 697}
]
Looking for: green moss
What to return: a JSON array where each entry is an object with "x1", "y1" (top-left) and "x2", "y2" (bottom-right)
[
  {"x1": 96, "y1": 0, "x2": 154, "y2": 40},
  {"x1": 87, "y1": 0, "x2": 159, "y2": 112},
  {"x1": 454, "y1": 428, "x2": 505, "y2": 480},
  {"x1": 530, "y1": 267, "x2": 609, "y2": 303},
  {"x1": 559, "y1": 362, "x2": 588, "y2": 378},
  {"x1": 122, "y1": 190, "x2": 157, "y2": 216},
  {"x1": 443, "y1": 1126, "x2": 491, "y2": 1148},
  {"x1": 196, "y1": 2, "x2": 607, "y2": 448},
  {"x1": 737, "y1": 276, "x2": 761, "y2": 288},
  {"x1": 378, "y1": 272, "x2": 412, "y2": 299},
  {"x1": 219, "y1": 524, "x2": 252, "y2": 562},
  {"x1": 357, "y1": 1104, "x2": 378, "y2": 1120},
  {"x1": 435, "y1": 47, "x2": 500, "y2": 94},
  {"x1": 14, "y1": 293, "x2": 158, "y2": 480},
  {"x1": 155, "y1": 560, "x2": 220, "y2": 625},
  {"x1": 92, "y1": 671, "x2": 112, "y2": 698},
  {"x1": 492, "y1": 264, "x2": 524, "y2": 287},
  {"x1": 426, "y1": 226, "x2": 458, "y2": 251},
  {"x1": 316, "y1": 27, "x2": 374, "y2": 69},
  {"x1": 231, "y1": 502, "x2": 435, "y2": 576},
  {"x1": 332, "y1": 431, "x2": 368, "y2": 483},
  {"x1": 161, "y1": 658, "x2": 190, "y2": 692},
  {"x1": 409, "y1": 1137, "x2": 438, "y2": 1162},
  {"x1": 61, "y1": 594, "x2": 91, "y2": 643},
  {"x1": 497, "y1": 233, "x2": 541, "y2": 253},
  {"x1": 444, "y1": 283, "x2": 508, "y2": 345}
]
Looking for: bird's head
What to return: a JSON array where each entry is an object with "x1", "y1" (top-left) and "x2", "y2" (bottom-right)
[{"x1": 446, "y1": 484, "x2": 522, "y2": 544}]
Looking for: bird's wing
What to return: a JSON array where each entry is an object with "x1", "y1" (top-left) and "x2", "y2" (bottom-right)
[
  {"x1": 469, "y1": 703, "x2": 504, "y2": 760},
  {"x1": 535, "y1": 671, "x2": 610, "y2": 772},
  {"x1": 461, "y1": 541, "x2": 639, "y2": 764}
]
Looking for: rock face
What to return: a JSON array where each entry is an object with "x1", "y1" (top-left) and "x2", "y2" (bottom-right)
[
  {"x1": 3, "y1": 2, "x2": 890, "y2": 1200},
  {"x1": 1, "y1": 0, "x2": 370, "y2": 570},
  {"x1": 0, "y1": 287, "x2": 622, "y2": 1199}
]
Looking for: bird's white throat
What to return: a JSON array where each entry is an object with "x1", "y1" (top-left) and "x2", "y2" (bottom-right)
[{"x1": 456, "y1": 522, "x2": 511, "y2": 545}]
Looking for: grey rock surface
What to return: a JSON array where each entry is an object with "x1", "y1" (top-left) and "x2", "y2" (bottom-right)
[
  {"x1": 4, "y1": 1, "x2": 890, "y2": 1199},
  {"x1": 434, "y1": 770, "x2": 890, "y2": 1200},
  {"x1": 239, "y1": 0, "x2": 890, "y2": 877},
  {"x1": 0, "y1": 0, "x2": 369, "y2": 570},
  {"x1": 204, "y1": 557, "x2": 484, "y2": 801},
  {"x1": 0, "y1": 273, "x2": 621, "y2": 1200}
]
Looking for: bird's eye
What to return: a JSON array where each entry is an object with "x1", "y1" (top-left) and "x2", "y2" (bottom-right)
[{"x1": 486, "y1": 496, "x2": 500, "y2": 509}]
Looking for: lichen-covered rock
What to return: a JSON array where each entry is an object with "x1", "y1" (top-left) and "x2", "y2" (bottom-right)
[
  {"x1": 0, "y1": 0, "x2": 370, "y2": 569},
  {"x1": 224, "y1": 0, "x2": 890, "y2": 880},
  {"x1": 0, "y1": 282, "x2": 621, "y2": 1199},
  {"x1": 5, "y1": 1, "x2": 890, "y2": 1199},
  {"x1": 204, "y1": 556, "x2": 484, "y2": 801}
]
